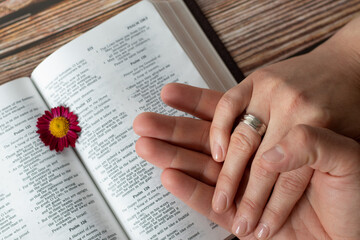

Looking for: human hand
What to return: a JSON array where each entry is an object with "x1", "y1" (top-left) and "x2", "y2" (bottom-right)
[
  {"x1": 134, "y1": 84, "x2": 360, "y2": 239},
  {"x1": 209, "y1": 16, "x2": 360, "y2": 238},
  {"x1": 133, "y1": 84, "x2": 251, "y2": 237},
  {"x1": 258, "y1": 125, "x2": 360, "y2": 240}
]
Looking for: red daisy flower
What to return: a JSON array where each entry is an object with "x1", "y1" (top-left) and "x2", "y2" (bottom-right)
[{"x1": 36, "y1": 106, "x2": 81, "y2": 152}]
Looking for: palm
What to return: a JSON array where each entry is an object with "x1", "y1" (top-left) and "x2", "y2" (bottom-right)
[
  {"x1": 272, "y1": 168, "x2": 360, "y2": 240},
  {"x1": 270, "y1": 191, "x2": 324, "y2": 240}
]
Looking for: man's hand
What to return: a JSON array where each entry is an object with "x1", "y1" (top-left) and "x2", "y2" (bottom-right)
[{"x1": 258, "y1": 125, "x2": 360, "y2": 240}]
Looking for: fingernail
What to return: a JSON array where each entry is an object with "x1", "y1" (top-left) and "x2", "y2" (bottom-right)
[
  {"x1": 255, "y1": 223, "x2": 270, "y2": 239},
  {"x1": 213, "y1": 142, "x2": 223, "y2": 161},
  {"x1": 232, "y1": 216, "x2": 248, "y2": 236},
  {"x1": 213, "y1": 191, "x2": 227, "y2": 212},
  {"x1": 262, "y1": 145, "x2": 284, "y2": 162}
]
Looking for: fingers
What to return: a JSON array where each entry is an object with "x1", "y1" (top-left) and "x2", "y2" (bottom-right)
[
  {"x1": 261, "y1": 124, "x2": 360, "y2": 176},
  {"x1": 229, "y1": 120, "x2": 309, "y2": 239},
  {"x1": 254, "y1": 125, "x2": 360, "y2": 239},
  {"x1": 136, "y1": 137, "x2": 221, "y2": 186},
  {"x1": 212, "y1": 122, "x2": 261, "y2": 213},
  {"x1": 211, "y1": 79, "x2": 270, "y2": 215},
  {"x1": 161, "y1": 83, "x2": 223, "y2": 121},
  {"x1": 253, "y1": 166, "x2": 313, "y2": 239},
  {"x1": 209, "y1": 79, "x2": 253, "y2": 162},
  {"x1": 162, "y1": 168, "x2": 257, "y2": 239},
  {"x1": 161, "y1": 169, "x2": 236, "y2": 231},
  {"x1": 133, "y1": 112, "x2": 211, "y2": 154},
  {"x1": 230, "y1": 158, "x2": 278, "y2": 238}
]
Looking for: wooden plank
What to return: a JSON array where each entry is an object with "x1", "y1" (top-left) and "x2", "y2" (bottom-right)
[
  {"x1": 0, "y1": 0, "x2": 139, "y2": 57},
  {"x1": 0, "y1": 2, "x2": 139, "y2": 84},
  {"x1": 1, "y1": 0, "x2": 360, "y2": 85},
  {"x1": 196, "y1": 0, "x2": 360, "y2": 74},
  {"x1": 0, "y1": 0, "x2": 49, "y2": 18}
]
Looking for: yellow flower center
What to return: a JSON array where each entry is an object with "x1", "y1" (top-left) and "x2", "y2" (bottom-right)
[{"x1": 49, "y1": 117, "x2": 69, "y2": 138}]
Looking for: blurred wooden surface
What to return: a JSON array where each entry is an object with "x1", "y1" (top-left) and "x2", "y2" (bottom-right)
[{"x1": 1, "y1": 0, "x2": 360, "y2": 85}]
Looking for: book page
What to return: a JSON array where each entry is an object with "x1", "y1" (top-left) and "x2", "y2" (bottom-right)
[
  {"x1": 31, "y1": 1, "x2": 230, "y2": 239},
  {"x1": 0, "y1": 78, "x2": 128, "y2": 240},
  {"x1": 152, "y1": 0, "x2": 238, "y2": 91}
]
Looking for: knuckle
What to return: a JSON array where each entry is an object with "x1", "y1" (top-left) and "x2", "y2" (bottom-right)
[
  {"x1": 290, "y1": 125, "x2": 321, "y2": 166},
  {"x1": 307, "y1": 105, "x2": 332, "y2": 128},
  {"x1": 285, "y1": 88, "x2": 308, "y2": 114},
  {"x1": 217, "y1": 93, "x2": 236, "y2": 112},
  {"x1": 251, "y1": 67, "x2": 277, "y2": 82},
  {"x1": 281, "y1": 87, "x2": 332, "y2": 127},
  {"x1": 290, "y1": 125, "x2": 314, "y2": 147},
  {"x1": 169, "y1": 117, "x2": 179, "y2": 141},
  {"x1": 218, "y1": 172, "x2": 235, "y2": 187},
  {"x1": 169, "y1": 148, "x2": 180, "y2": 168},
  {"x1": 252, "y1": 161, "x2": 275, "y2": 180},
  {"x1": 230, "y1": 131, "x2": 256, "y2": 154},
  {"x1": 201, "y1": 160, "x2": 219, "y2": 186},
  {"x1": 240, "y1": 197, "x2": 259, "y2": 213},
  {"x1": 278, "y1": 173, "x2": 308, "y2": 195},
  {"x1": 200, "y1": 123, "x2": 211, "y2": 153},
  {"x1": 263, "y1": 205, "x2": 282, "y2": 223},
  {"x1": 250, "y1": 68, "x2": 281, "y2": 95}
]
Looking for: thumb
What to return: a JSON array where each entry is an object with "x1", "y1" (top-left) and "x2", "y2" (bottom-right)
[{"x1": 260, "y1": 124, "x2": 360, "y2": 176}]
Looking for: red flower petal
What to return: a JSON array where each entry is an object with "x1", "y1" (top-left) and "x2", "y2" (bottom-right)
[
  {"x1": 49, "y1": 136, "x2": 57, "y2": 151},
  {"x1": 41, "y1": 115, "x2": 52, "y2": 121},
  {"x1": 37, "y1": 106, "x2": 81, "y2": 152},
  {"x1": 63, "y1": 136, "x2": 69, "y2": 148},
  {"x1": 37, "y1": 118, "x2": 50, "y2": 124},
  {"x1": 67, "y1": 130, "x2": 78, "y2": 139},
  {"x1": 58, "y1": 137, "x2": 65, "y2": 152},
  {"x1": 63, "y1": 108, "x2": 69, "y2": 118},
  {"x1": 69, "y1": 125, "x2": 81, "y2": 132},
  {"x1": 45, "y1": 111, "x2": 53, "y2": 118},
  {"x1": 68, "y1": 113, "x2": 78, "y2": 123},
  {"x1": 37, "y1": 123, "x2": 50, "y2": 129},
  {"x1": 37, "y1": 128, "x2": 50, "y2": 134},
  {"x1": 66, "y1": 135, "x2": 76, "y2": 147}
]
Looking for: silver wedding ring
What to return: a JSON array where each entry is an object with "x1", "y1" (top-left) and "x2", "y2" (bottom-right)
[{"x1": 240, "y1": 114, "x2": 267, "y2": 136}]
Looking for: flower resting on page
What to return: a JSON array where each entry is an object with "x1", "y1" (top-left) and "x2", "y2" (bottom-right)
[{"x1": 36, "y1": 106, "x2": 81, "y2": 152}]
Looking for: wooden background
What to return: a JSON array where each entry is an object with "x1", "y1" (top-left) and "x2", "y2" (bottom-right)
[{"x1": 1, "y1": 0, "x2": 360, "y2": 85}]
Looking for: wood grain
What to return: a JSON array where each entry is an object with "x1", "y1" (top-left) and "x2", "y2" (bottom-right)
[
  {"x1": 0, "y1": 0, "x2": 360, "y2": 85},
  {"x1": 0, "y1": 0, "x2": 139, "y2": 56},
  {"x1": 196, "y1": 0, "x2": 360, "y2": 74},
  {"x1": 0, "y1": 0, "x2": 46, "y2": 18}
]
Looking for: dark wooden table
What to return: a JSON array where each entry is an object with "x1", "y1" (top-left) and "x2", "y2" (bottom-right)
[{"x1": 1, "y1": 0, "x2": 360, "y2": 85}]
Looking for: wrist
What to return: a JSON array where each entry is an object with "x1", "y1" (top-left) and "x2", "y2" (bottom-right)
[
  {"x1": 300, "y1": 18, "x2": 360, "y2": 140},
  {"x1": 313, "y1": 16, "x2": 360, "y2": 87}
]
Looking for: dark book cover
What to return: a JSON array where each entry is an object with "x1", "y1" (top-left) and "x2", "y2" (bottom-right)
[{"x1": 183, "y1": 0, "x2": 244, "y2": 83}]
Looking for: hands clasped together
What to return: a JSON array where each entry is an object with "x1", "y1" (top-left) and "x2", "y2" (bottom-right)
[{"x1": 134, "y1": 17, "x2": 360, "y2": 239}]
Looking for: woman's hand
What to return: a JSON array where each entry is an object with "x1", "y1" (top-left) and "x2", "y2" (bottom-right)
[
  {"x1": 134, "y1": 84, "x2": 360, "y2": 239},
  {"x1": 209, "y1": 16, "x2": 360, "y2": 237}
]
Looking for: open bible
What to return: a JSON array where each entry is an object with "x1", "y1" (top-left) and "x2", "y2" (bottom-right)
[{"x1": 0, "y1": 1, "x2": 238, "y2": 239}]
